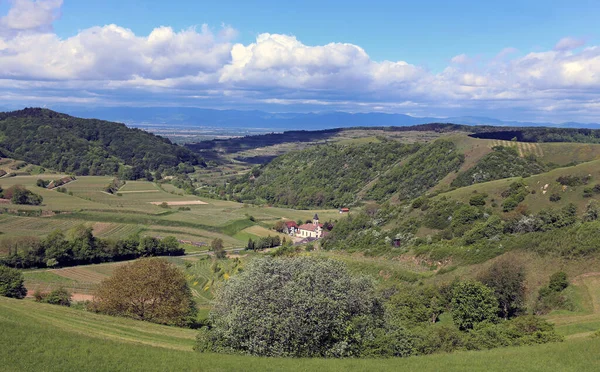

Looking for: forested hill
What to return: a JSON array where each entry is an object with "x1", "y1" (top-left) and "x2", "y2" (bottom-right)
[
  {"x1": 214, "y1": 140, "x2": 422, "y2": 208},
  {"x1": 0, "y1": 108, "x2": 202, "y2": 177}
]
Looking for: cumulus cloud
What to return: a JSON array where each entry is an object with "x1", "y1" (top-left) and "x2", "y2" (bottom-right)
[
  {"x1": 0, "y1": 0, "x2": 599, "y2": 122},
  {"x1": 0, "y1": 0, "x2": 62, "y2": 34}
]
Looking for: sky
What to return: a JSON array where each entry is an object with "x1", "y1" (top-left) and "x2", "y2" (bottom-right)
[{"x1": 0, "y1": 0, "x2": 600, "y2": 122}]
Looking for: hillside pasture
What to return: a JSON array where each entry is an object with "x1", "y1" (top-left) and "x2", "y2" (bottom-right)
[
  {"x1": 2, "y1": 296, "x2": 600, "y2": 371},
  {"x1": 440, "y1": 158, "x2": 600, "y2": 214}
]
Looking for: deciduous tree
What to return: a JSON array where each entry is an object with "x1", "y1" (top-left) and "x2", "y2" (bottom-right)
[{"x1": 93, "y1": 258, "x2": 196, "y2": 326}]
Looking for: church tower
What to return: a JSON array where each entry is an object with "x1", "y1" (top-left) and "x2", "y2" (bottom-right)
[{"x1": 313, "y1": 213, "x2": 319, "y2": 226}]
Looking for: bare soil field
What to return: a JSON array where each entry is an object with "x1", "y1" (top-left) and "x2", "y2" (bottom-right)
[{"x1": 149, "y1": 200, "x2": 208, "y2": 206}]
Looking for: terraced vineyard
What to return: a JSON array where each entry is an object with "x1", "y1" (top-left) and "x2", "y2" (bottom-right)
[{"x1": 489, "y1": 139, "x2": 544, "y2": 157}]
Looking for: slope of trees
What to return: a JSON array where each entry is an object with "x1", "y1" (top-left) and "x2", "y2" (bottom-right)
[
  {"x1": 451, "y1": 146, "x2": 546, "y2": 187},
  {"x1": 216, "y1": 140, "x2": 421, "y2": 208},
  {"x1": 0, "y1": 108, "x2": 202, "y2": 177},
  {"x1": 368, "y1": 140, "x2": 465, "y2": 202}
]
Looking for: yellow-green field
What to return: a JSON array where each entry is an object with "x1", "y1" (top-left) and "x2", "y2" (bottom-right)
[{"x1": 0, "y1": 175, "x2": 340, "y2": 250}]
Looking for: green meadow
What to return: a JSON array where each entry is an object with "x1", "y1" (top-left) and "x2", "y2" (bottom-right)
[
  {"x1": 1, "y1": 297, "x2": 599, "y2": 372},
  {"x1": 0, "y1": 175, "x2": 340, "y2": 249}
]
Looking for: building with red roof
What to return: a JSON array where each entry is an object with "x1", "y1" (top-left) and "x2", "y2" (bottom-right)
[
  {"x1": 283, "y1": 220, "x2": 299, "y2": 235},
  {"x1": 297, "y1": 214, "x2": 324, "y2": 239}
]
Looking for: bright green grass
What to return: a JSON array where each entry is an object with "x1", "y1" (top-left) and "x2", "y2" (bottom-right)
[{"x1": 1, "y1": 297, "x2": 600, "y2": 372}]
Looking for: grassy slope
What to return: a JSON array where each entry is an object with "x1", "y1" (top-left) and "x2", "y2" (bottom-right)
[
  {"x1": 440, "y1": 158, "x2": 600, "y2": 214},
  {"x1": 1, "y1": 297, "x2": 599, "y2": 372}
]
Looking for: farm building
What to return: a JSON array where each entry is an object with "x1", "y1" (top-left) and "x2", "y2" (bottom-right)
[
  {"x1": 339, "y1": 207, "x2": 350, "y2": 213},
  {"x1": 283, "y1": 221, "x2": 298, "y2": 235}
]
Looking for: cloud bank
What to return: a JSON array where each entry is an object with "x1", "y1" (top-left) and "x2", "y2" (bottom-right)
[{"x1": 0, "y1": 0, "x2": 599, "y2": 122}]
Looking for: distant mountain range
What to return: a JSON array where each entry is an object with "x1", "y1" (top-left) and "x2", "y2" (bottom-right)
[{"x1": 8, "y1": 106, "x2": 600, "y2": 130}]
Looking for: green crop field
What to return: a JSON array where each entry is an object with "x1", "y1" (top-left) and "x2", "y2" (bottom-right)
[
  {"x1": 0, "y1": 175, "x2": 340, "y2": 252},
  {"x1": 1, "y1": 297, "x2": 600, "y2": 372}
]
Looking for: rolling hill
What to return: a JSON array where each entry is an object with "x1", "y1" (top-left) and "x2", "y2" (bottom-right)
[
  {"x1": 2, "y1": 296, "x2": 600, "y2": 372},
  {"x1": 0, "y1": 108, "x2": 202, "y2": 177}
]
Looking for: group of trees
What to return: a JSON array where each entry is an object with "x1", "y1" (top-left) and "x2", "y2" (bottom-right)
[
  {"x1": 0, "y1": 108, "x2": 203, "y2": 178},
  {"x1": 246, "y1": 235, "x2": 281, "y2": 251},
  {"x1": 0, "y1": 226, "x2": 184, "y2": 269},
  {"x1": 195, "y1": 256, "x2": 561, "y2": 358},
  {"x1": 103, "y1": 178, "x2": 126, "y2": 194},
  {"x1": 0, "y1": 185, "x2": 43, "y2": 205},
  {"x1": 212, "y1": 140, "x2": 421, "y2": 208},
  {"x1": 367, "y1": 140, "x2": 464, "y2": 202},
  {"x1": 451, "y1": 146, "x2": 546, "y2": 188}
]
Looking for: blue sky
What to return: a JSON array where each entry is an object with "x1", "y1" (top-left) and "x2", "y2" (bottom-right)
[
  {"x1": 48, "y1": 0, "x2": 599, "y2": 70},
  {"x1": 1, "y1": 0, "x2": 600, "y2": 122}
]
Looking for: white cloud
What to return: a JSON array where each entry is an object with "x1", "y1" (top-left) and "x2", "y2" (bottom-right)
[
  {"x1": 451, "y1": 54, "x2": 470, "y2": 64},
  {"x1": 0, "y1": 1, "x2": 600, "y2": 122},
  {"x1": 554, "y1": 37, "x2": 585, "y2": 51},
  {"x1": 0, "y1": 0, "x2": 62, "y2": 33}
]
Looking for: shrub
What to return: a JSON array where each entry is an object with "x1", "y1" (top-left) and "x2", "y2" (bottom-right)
[
  {"x1": 35, "y1": 287, "x2": 72, "y2": 306},
  {"x1": 93, "y1": 258, "x2": 197, "y2": 327},
  {"x1": 451, "y1": 281, "x2": 498, "y2": 330},
  {"x1": 5, "y1": 185, "x2": 43, "y2": 205},
  {"x1": 556, "y1": 175, "x2": 590, "y2": 186},
  {"x1": 196, "y1": 257, "x2": 383, "y2": 357},
  {"x1": 549, "y1": 272, "x2": 569, "y2": 292},
  {"x1": 549, "y1": 193, "x2": 561, "y2": 202},
  {"x1": 469, "y1": 193, "x2": 487, "y2": 206},
  {"x1": 0, "y1": 266, "x2": 27, "y2": 299}
]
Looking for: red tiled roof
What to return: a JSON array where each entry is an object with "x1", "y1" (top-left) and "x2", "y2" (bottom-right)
[
  {"x1": 298, "y1": 223, "x2": 323, "y2": 232},
  {"x1": 340, "y1": 208, "x2": 350, "y2": 212},
  {"x1": 285, "y1": 221, "x2": 298, "y2": 228}
]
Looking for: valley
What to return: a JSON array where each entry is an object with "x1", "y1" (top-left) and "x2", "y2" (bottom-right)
[{"x1": 3, "y1": 110, "x2": 600, "y2": 369}]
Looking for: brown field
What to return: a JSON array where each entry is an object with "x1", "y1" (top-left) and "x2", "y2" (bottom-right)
[{"x1": 149, "y1": 200, "x2": 208, "y2": 206}]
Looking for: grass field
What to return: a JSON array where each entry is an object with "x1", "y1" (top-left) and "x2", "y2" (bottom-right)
[
  {"x1": 1, "y1": 296, "x2": 600, "y2": 371},
  {"x1": 0, "y1": 175, "x2": 340, "y2": 251},
  {"x1": 440, "y1": 158, "x2": 600, "y2": 214}
]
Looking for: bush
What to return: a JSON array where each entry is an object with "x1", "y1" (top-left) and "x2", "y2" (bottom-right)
[
  {"x1": 549, "y1": 271, "x2": 569, "y2": 292},
  {"x1": 35, "y1": 287, "x2": 72, "y2": 306},
  {"x1": 93, "y1": 258, "x2": 197, "y2": 327},
  {"x1": 469, "y1": 193, "x2": 487, "y2": 206},
  {"x1": 196, "y1": 257, "x2": 383, "y2": 357},
  {"x1": 0, "y1": 266, "x2": 27, "y2": 299},
  {"x1": 5, "y1": 185, "x2": 43, "y2": 205},
  {"x1": 549, "y1": 193, "x2": 561, "y2": 202},
  {"x1": 451, "y1": 281, "x2": 498, "y2": 330},
  {"x1": 556, "y1": 175, "x2": 590, "y2": 186}
]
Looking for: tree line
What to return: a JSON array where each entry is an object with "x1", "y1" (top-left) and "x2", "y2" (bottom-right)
[{"x1": 0, "y1": 225, "x2": 184, "y2": 269}]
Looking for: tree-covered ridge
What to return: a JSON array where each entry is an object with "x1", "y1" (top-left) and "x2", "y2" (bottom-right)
[
  {"x1": 451, "y1": 146, "x2": 547, "y2": 188},
  {"x1": 0, "y1": 108, "x2": 202, "y2": 177},
  {"x1": 368, "y1": 139, "x2": 465, "y2": 202},
  {"x1": 218, "y1": 140, "x2": 421, "y2": 208}
]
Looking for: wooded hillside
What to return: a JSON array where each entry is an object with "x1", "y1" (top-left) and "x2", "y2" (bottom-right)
[{"x1": 0, "y1": 108, "x2": 202, "y2": 178}]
